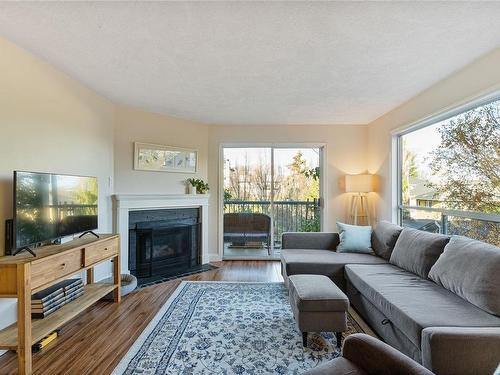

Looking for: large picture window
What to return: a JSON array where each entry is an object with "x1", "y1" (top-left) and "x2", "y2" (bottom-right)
[{"x1": 397, "y1": 97, "x2": 500, "y2": 246}]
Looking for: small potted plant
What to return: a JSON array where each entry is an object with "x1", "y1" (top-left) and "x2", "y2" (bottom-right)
[{"x1": 186, "y1": 178, "x2": 209, "y2": 194}]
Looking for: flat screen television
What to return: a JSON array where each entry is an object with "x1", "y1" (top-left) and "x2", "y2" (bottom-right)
[{"x1": 13, "y1": 171, "x2": 98, "y2": 251}]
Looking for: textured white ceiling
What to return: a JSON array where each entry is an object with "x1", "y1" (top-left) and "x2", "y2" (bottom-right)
[{"x1": 1, "y1": 1, "x2": 500, "y2": 125}]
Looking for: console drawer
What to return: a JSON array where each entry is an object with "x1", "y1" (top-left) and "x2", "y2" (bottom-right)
[
  {"x1": 84, "y1": 239, "x2": 118, "y2": 266},
  {"x1": 31, "y1": 249, "x2": 83, "y2": 290}
]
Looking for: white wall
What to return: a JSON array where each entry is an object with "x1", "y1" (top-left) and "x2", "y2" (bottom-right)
[
  {"x1": 0, "y1": 37, "x2": 115, "y2": 334},
  {"x1": 207, "y1": 124, "x2": 368, "y2": 260},
  {"x1": 113, "y1": 111, "x2": 369, "y2": 261},
  {"x1": 113, "y1": 106, "x2": 209, "y2": 195},
  {"x1": 367, "y1": 47, "x2": 500, "y2": 222}
]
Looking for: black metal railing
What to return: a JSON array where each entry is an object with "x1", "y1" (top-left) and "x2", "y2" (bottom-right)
[{"x1": 224, "y1": 199, "x2": 320, "y2": 246}]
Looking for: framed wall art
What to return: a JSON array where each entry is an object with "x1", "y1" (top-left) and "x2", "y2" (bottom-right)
[{"x1": 134, "y1": 142, "x2": 198, "y2": 173}]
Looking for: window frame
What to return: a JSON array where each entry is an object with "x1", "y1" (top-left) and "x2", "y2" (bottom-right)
[{"x1": 394, "y1": 91, "x2": 500, "y2": 234}]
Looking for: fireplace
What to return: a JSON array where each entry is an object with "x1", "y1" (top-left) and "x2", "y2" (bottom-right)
[{"x1": 129, "y1": 208, "x2": 201, "y2": 284}]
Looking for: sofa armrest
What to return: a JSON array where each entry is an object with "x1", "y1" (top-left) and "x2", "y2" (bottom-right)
[
  {"x1": 421, "y1": 327, "x2": 500, "y2": 375},
  {"x1": 281, "y1": 232, "x2": 339, "y2": 250},
  {"x1": 343, "y1": 334, "x2": 434, "y2": 375}
]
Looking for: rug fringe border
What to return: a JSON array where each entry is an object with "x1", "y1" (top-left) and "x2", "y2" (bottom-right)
[{"x1": 112, "y1": 281, "x2": 189, "y2": 374}]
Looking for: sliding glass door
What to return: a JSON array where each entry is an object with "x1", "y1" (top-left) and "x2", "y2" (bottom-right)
[{"x1": 222, "y1": 146, "x2": 322, "y2": 259}]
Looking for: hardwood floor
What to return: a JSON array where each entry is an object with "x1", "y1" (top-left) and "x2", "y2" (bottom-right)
[{"x1": 0, "y1": 261, "x2": 283, "y2": 375}]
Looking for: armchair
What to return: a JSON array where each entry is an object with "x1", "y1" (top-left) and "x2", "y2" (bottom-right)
[{"x1": 303, "y1": 333, "x2": 434, "y2": 375}]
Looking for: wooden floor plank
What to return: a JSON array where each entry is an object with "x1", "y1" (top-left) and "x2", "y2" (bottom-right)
[{"x1": 0, "y1": 261, "x2": 283, "y2": 374}]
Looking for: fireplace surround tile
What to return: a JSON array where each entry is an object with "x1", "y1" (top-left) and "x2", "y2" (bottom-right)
[{"x1": 129, "y1": 208, "x2": 201, "y2": 283}]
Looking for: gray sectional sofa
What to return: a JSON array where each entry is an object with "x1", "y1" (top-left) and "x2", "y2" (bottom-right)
[{"x1": 281, "y1": 222, "x2": 500, "y2": 375}]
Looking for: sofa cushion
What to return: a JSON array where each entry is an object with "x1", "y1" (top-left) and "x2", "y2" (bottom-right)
[
  {"x1": 345, "y1": 264, "x2": 500, "y2": 348},
  {"x1": 346, "y1": 280, "x2": 422, "y2": 363},
  {"x1": 288, "y1": 274, "x2": 348, "y2": 312},
  {"x1": 389, "y1": 228, "x2": 449, "y2": 278},
  {"x1": 282, "y1": 232, "x2": 340, "y2": 250},
  {"x1": 337, "y1": 222, "x2": 373, "y2": 253},
  {"x1": 281, "y1": 249, "x2": 388, "y2": 289},
  {"x1": 371, "y1": 221, "x2": 403, "y2": 260},
  {"x1": 429, "y1": 236, "x2": 500, "y2": 316}
]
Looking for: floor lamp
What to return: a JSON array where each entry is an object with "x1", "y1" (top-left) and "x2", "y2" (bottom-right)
[{"x1": 345, "y1": 174, "x2": 375, "y2": 225}]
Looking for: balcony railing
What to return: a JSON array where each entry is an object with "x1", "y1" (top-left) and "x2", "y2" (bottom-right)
[
  {"x1": 224, "y1": 199, "x2": 320, "y2": 246},
  {"x1": 399, "y1": 205, "x2": 500, "y2": 247}
]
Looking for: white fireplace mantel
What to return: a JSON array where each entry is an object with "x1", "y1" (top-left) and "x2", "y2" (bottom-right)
[{"x1": 112, "y1": 194, "x2": 210, "y2": 274}]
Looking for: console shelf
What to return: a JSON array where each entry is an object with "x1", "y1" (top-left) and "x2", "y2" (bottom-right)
[
  {"x1": 0, "y1": 234, "x2": 120, "y2": 375},
  {"x1": 0, "y1": 283, "x2": 116, "y2": 350}
]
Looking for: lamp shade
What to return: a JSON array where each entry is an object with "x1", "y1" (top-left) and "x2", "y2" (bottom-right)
[{"x1": 345, "y1": 174, "x2": 374, "y2": 193}]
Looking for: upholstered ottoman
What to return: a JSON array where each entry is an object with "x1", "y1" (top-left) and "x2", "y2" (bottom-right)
[{"x1": 288, "y1": 274, "x2": 349, "y2": 348}]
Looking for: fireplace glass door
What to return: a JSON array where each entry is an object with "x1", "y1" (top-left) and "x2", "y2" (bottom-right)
[{"x1": 129, "y1": 208, "x2": 201, "y2": 283}]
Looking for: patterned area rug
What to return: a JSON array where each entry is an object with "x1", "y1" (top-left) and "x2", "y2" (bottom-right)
[{"x1": 113, "y1": 281, "x2": 364, "y2": 375}]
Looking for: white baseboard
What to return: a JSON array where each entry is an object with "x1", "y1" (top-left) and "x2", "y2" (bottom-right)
[{"x1": 208, "y1": 254, "x2": 222, "y2": 262}]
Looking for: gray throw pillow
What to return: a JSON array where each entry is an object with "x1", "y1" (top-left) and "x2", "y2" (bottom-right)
[
  {"x1": 389, "y1": 227, "x2": 449, "y2": 278},
  {"x1": 371, "y1": 221, "x2": 403, "y2": 260},
  {"x1": 429, "y1": 236, "x2": 500, "y2": 316}
]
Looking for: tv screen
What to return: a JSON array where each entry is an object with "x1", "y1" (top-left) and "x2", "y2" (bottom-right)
[{"x1": 14, "y1": 171, "x2": 98, "y2": 249}]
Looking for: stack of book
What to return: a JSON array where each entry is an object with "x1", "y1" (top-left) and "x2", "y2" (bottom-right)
[{"x1": 31, "y1": 279, "x2": 84, "y2": 319}]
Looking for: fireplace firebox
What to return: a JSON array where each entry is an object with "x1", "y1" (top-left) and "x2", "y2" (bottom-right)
[{"x1": 129, "y1": 208, "x2": 201, "y2": 284}]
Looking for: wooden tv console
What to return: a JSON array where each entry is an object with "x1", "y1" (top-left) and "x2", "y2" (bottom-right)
[{"x1": 0, "y1": 234, "x2": 120, "y2": 375}]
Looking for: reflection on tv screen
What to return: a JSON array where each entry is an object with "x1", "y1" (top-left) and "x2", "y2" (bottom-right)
[{"x1": 15, "y1": 171, "x2": 98, "y2": 248}]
